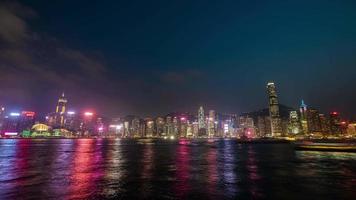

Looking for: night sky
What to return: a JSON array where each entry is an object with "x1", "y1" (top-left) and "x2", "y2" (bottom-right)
[{"x1": 0, "y1": 0, "x2": 356, "y2": 119}]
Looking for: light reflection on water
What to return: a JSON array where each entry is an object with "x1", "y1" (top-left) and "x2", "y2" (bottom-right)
[{"x1": 0, "y1": 139, "x2": 355, "y2": 199}]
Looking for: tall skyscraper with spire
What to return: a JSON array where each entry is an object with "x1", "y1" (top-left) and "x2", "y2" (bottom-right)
[
  {"x1": 56, "y1": 92, "x2": 67, "y2": 127},
  {"x1": 300, "y1": 100, "x2": 308, "y2": 135},
  {"x1": 266, "y1": 82, "x2": 282, "y2": 136},
  {"x1": 198, "y1": 106, "x2": 205, "y2": 130}
]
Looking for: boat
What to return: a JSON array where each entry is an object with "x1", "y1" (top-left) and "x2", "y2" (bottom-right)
[{"x1": 295, "y1": 142, "x2": 356, "y2": 152}]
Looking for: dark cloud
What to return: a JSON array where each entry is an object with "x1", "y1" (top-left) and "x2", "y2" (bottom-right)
[
  {"x1": 0, "y1": 1, "x2": 35, "y2": 44},
  {"x1": 0, "y1": 1, "x2": 115, "y2": 116}
]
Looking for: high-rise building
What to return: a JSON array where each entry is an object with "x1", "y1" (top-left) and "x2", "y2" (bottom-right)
[
  {"x1": 186, "y1": 122, "x2": 193, "y2": 138},
  {"x1": 48, "y1": 92, "x2": 68, "y2": 128},
  {"x1": 198, "y1": 106, "x2": 205, "y2": 130},
  {"x1": 319, "y1": 114, "x2": 330, "y2": 135},
  {"x1": 173, "y1": 117, "x2": 179, "y2": 137},
  {"x1": 144, "y1": 118, "x2": 154, "y2": 137},
  {"x1": 165, "y1": 116, "x2": 173, "y2": 137},
  {"x1": 123, "y1": 121, "x2": 130, "y2": 137},
  {"x1": 192, "y1": 121, "x2": 199, "y2": 138},
  {"x1": 0, "y1": 106, "x2": 5, "y2": 130},
  {"x1": 1, "y1": 112, "x2": 21, "y2": 137},
  {"x1": 179, "y1": 116, "x2": 188, "y2": 138},
  {"x1": 155, "y1": 117, "x2": 165, "y2": 137},
  {"x1": 238, "y1": 115, "x2": 256, "y2": 138},
  {"x1": 64, "y1": 111, "x2": 80, "y2": 132},
  {"x1": 329, "y1": 112, "x2": 341, "y2": 135},
  {"x1": 307, "y1": 108, "x2": 322, "y2": 134},
  {"x1": 56, "y1": 92, "x2": 67, "y2": 127},
  {"x1": 208, "y1": 110, "x2": 216, "y2": 138},
  {"x1": 347, "y1": 123, "x2": 356, "y2": 136},
  {"x1": 299, "y1": 100, "x2": 308, "y2": 135},
  {"x1": 288, "y1": 111, "x2": 300, "y2": 135},
  {"x1": 257, "y1": 116, "x2": 271, "y2": 137},
  {"x1": 131, "y1": 117, "x2": 142, "y2": 138},
  {"x1": 266, "y1": 82, "x2": 282, "y2": 136}
]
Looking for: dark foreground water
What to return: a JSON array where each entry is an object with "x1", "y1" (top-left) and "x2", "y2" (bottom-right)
[{"x1": 0, "y1": 139, "x2": 355, "y2": 200}]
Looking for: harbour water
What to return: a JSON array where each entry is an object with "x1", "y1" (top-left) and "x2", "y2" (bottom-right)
[{"x1": 0, "y1": 139, "x2": 355, "y2": 199}]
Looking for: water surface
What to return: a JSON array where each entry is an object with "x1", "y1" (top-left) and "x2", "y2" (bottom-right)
[{"x1": 0, "y1": 139, "x2": 355, "y2": 199}]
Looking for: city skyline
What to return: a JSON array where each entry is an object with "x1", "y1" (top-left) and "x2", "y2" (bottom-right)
[
  {"x1": 0, "y1": 84, "x2": 352, "y2": 120},
  {"x1": 1, "y1": 0, "x2": 356, "y2": 118},
  {"x1": 1, "y1": 81, "x2": 354, "y2": 139}
]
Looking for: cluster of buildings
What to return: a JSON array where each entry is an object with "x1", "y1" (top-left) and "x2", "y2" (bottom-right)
[
  {"x1": 239, "y1": 82, "x2": 355, "y2": 138},
  {"x1": 0, "y1": 82, "x2": 355, "y2": 139}
]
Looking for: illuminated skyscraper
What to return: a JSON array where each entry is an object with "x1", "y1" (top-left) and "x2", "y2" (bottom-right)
[
  {"x1": 198, "y1": 106, "x2": 205, "y2": 130},
  {"x1": 155, "y1": 117, "x2": 165, "y2": 137},
  {"x1": 165, "y1": 116, "x2": 173, "y2": 137},
  {"x1": 145, "y1": 118, "x2": 154, "y2": 137},
  {"x1": 192, "y1": 121, "x2": 199, "y2": 138},
  {"x1": 132, "y1": 117, "x2": 142, "y2": 138},
  {"x1": 0, "y1": 106, "x2": 5, "y2": 130},
  {"x1": 288, "y1": 111, "x2": 300, "y2": 134},
  {"x1": 56, "y1": 92, "x2": 67, "y2": 127},
  {"x1": 257, "y1": 116, "x2": 271, "y2": 137},
  {"x1": 299, "y1": 100, "x2": 308, "y2": 134},
  {"x1": 266, "y1": 82, "x2": 282, "y2": 136},
  {"x1": 179, "y1": 116, "x2": 188, "y2": 138},
  {"x1": 208, "y1": 110, "x2": 216, "y2": 137}
]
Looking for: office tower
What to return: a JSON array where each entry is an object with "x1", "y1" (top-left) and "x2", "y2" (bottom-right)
[
  {"x1": 288, "y1": 111, "x2": 300, "y2": 134},
  {"x1": 257, "y1": 116, "x2": 271, "y2": 137},
  {"x1": 108, "y1": 118, "x2": 123, "y2": 138},
  {"x1": 1, "y1": 112, "x2": 21, "y2": 137},
  {"x1": 179, "y1": 116, "x2": 188, "y2": 138},
  {"x1": 132, "y1": 117, "x2": 142, "y2": 138},
  {"x1": 347, "y1": 123, "x2": 356, "y2": 136},
  {"x1": 198, "y1": 106, "x2": 205, "y2": 129},
  {"x1": 266, "y1": 82, "x2": 282, "y2": 136},
  {"x1": 173, "y1": 117, "x2": 179, "y2": 137},
  {"x1": 307, "y1": 108, "x2": 322, "y2": 134},
  {"x1": 192, "y1": 121, "x2": 199, "y2": 138},
  {"x1": 95, "y1": 117, "x2": 105, "y2": 136},
  {"x1": 155, "y1": 117, "x2": 165, "y2": 137},
  {"x1": 329, "y1": 112, "x2": 341, "y2": 135},
  {"x1": 145, "y1": 118, "x2": 154, "y2": 137},
  {"x1": 208, "y1": 110, "x2": 216, "y2": 138},
  {"x1": 56, "y1": 92, "x2": 67, "y2": 127},
  {"x1": 0, "y1": 106, "x2": 5, "y2": 130},
  {"x1": 299, "y1": 100, "x2": 308, "y2": 134},
  {"x1": 179, "y1": 117, "x2": 187, "y2": 138},
  {"x1": 238, "y1": 115, "x2": 256, "y2": 138},
  {"x1": 123, "y1": 121, "x2": 130, "y2": 137},
  {"x1": 80, "y1": 112, "x2": 95, "y2": 136},
  {"x1": 319, "y1": 114, "x2": 330, "y2": 135},
  {"x1": 222, "y1": 119, "x2": 233, "y2": 137},
  {"x1": 165, "y1": 116, "x2": 173, "y2": 137},
  {"x1": 64, "y1": 111, "x2": 80, "y2": 132},
  {"x1": 186, "y1": 123, "x2": 193, "y2": 138}
]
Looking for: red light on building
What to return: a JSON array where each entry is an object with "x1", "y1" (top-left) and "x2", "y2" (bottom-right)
[
  {"x1": 331, "y1": 112, "x2": 338, "y2": 115},
  {"x1": 22, "y1": 111, "x2": 35, "y2": 117},
  {"x1": 84, "y1": 112, "x2": 94, "y2": 116}
]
